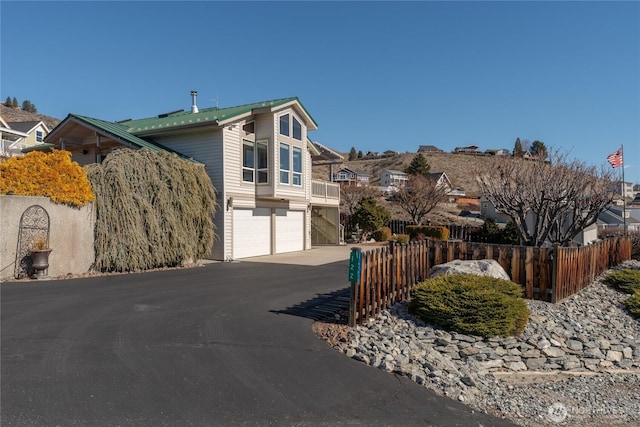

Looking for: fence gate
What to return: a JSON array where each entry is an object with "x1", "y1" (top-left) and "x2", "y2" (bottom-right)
[{"x1": 14, "y1": 205, "x2": 50, "y2": 279}]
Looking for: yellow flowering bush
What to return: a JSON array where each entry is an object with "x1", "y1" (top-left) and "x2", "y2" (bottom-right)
[{"x1": 0, "y1": 150, "x2": 95, "y2": 207}]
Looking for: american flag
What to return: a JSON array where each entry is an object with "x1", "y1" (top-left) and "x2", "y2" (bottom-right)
[{"x1": 607, "y1": 148, "x2": 623, "y2": 168}]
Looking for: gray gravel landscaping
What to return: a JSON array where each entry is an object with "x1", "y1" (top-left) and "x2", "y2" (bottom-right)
[{"x1": 325, "y1": 260, "x2": 640, "y2": 426}]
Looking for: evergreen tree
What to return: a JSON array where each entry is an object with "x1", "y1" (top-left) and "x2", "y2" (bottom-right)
[
  {"x1": 352, "y1": 196, "x2": 391, "y2": 240},
  {"x1": 357, "y1": 150, "x2": 364, "y2": 159},
  {"x1": 404, "y1": 153, "x2": 431, "y2": 176},
  {"x1": 531, "y1": 140, "x2": 547, "y2": 158},
  {"x1": 4, "y1": 96, "x2": 11, "y2": 106},
  {"x1": 348, "y1": 147, "x2": 357, "y2": 161},
  {"x1": 12, "y1": 97, "x2": 18, "y2": 108},
  {"x1": 22, "y1": 100, "x2": 37, "y2": 113},
  {"x1": 513, "y1": 138, "x2": 524, "y2": 157}
]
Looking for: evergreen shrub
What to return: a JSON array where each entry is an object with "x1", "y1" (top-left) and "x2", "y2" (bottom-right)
[
  {"x1": 603, "y1": 269, "x2": 640, "y2": 294},
  {"x1": 409, "y1": 274, "x2": 530, "y2": 338},
  {"x1": 372, "y1": 227, "x2": 392, "y2": 242},
  {"x1": 623, "y1": 290, "x2": 640, "y2": 319},
  {"x1": 87, "y1": 148, "x2": 216, "y2": 272},
  {"x1": 394, "y1": 234, "x2": 410, "y2": 244},
  {"x1": 406, "y1": 225, "x2": 450, "y2": 241}
]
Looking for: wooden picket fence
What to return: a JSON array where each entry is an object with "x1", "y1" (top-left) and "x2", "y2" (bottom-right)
[{"x1": 348, "y1": 236, "x2": 632, "y2": 326}]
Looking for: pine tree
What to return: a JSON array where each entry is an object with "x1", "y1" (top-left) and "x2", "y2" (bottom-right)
[
  {"x1": 357, "y1": 150, "x2": 364, "y2": 159},
  {"x1": 531, "y1": 140, "x2": 547, "y2": 158},
  {"x1": 11, "y1": 97, "x2": 18, "y2": 108},
  {"x1": 404, "y1": 153, "x2": 431, "y2": 176},
  {"x1": 22, "y1": 100, "x2": 37, "y2": 113},
  {"x1": 513, "y1": 137, "x2": 524, "y2": 157},
  {"x1": 348, "y1": 147, "x2": 357, "y2": 161},
  {"x1": 4, "y1": 96, "x2": 12, "y2": 107}
]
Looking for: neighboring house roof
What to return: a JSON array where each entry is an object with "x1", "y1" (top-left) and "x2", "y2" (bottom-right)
[
  {"x1": 310, "y1": 140, "x2": 343, "y2": 164},
  {"x1": 418, "y1": 145, "x2": 442, "y2": 152},
  {"x1": 335, "y1": 167, "x2": 369, "y2": 177},
  {"x1": 7, "y1": 120, "x2": 49, "y2": 134},
  {"x1": 121, "y1": 97, "x2": 317, "y2": 135},
  {"x1": 383, "y1": 169, "x2": 407, "y2": 176}
]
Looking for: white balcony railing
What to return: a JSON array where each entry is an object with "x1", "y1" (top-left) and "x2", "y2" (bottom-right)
[{"x1": 311, "y1": 179, "x2": 340, "y2": 205}]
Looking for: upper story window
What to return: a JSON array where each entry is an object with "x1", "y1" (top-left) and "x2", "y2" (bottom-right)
[
  {"x1": 280, "y1": 143, "x2": 290, "y2": 184},
  {"x1": 243, "y1": 140, "x2": 268, "y2": 184},
  {"x1": 279, "y1": 113, "x2": 303, "y2": 141},
  {"x1": 279, "y1": 114, "x2": 290, "y2": 137},
  {"x1": 292, "y1": 117, "x2": 301, "y2": 140},
  {"x1": 36, "y1": 131, "x2": 43, "y2": 143},
  {"x1": 279, "y1": 142, "x2": 303, "y2": 186}
]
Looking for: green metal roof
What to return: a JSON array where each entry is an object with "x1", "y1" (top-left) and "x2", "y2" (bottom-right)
[
  {"x1": 121, "y1": 97, "x2": 317, "y2": 134},
  {"x1": 71, "y1": 114, "x2": 168, "y2": 153}
]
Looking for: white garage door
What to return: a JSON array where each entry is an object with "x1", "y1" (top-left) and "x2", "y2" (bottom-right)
[
  {"x1": 233, "y1": 208, "x2": 271, "y2": 259},
  {"x1": 275, "y1": 209, "x2": 304, "y2": 254}
]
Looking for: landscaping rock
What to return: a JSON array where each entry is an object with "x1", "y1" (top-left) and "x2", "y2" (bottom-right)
[{"x1": 427, "y1": 259, "x2": 510, "y2": 280}]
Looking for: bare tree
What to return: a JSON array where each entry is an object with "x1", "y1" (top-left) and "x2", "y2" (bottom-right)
[
  {"x1": 476, "y1": 150, "x2": 615, "y2": 246},
  {"x1": 393, "y1": 175, "x2": 448, "y2": 225},
  {"x1": 340, "y1": 184, "x2": 376, "y2": 216}
]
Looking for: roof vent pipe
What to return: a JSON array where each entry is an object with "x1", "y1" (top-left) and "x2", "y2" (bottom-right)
[{"x1": 190, "y1": 91, "x2": 199, "y2": 113}]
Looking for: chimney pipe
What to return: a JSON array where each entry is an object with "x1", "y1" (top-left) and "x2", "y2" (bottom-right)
[{"x1": 190, "y1": 91, "x2": 199, "y2": 113}]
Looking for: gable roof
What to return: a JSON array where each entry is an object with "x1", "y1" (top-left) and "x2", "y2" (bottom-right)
[
  {"x1": 382, "y1": 169, "x2": 407, "y2": 175},
  {"x1": 45, "y1": 114, "x2": 181, "y2": 155},
  {"x1": 418, "y1": 145, "x2": 442, "y2": 151},
  {"x1": 121, "y1": 97, "x2": 317, "y2": 135},
  {"x1": 7, "y1": 120, "x2": 48, "y2": 133},
  {"x1": 336, "y1": 167, "x2": 369, "y2": 177}
]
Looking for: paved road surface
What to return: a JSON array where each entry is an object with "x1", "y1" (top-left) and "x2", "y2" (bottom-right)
[{"x1": 1, "y1": 253, "x2": 514, "y2": 426}]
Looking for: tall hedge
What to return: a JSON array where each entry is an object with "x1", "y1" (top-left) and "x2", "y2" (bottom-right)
[{"x1": 87, "y1": 149, "x2": 216, "y2": 272}]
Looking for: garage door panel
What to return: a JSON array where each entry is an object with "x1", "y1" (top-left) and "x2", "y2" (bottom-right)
[
  {"x1": 233, "y1": 208, "x2": 270, "y2": 259},
  {"x1": 275, "y1": 209, "x2": 304, "y2": 254}
]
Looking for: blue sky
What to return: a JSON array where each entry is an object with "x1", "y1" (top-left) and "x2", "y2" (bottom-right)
[{"x1": 2, "y1": 1, "x2": 639, "y2": 185}]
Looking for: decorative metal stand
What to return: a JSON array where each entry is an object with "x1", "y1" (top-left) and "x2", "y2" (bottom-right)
[{"x1": 14, "y1": 205, "x2": 50, "y2": 279}]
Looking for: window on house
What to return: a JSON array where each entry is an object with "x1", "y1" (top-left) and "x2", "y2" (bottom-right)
[
  {"x1": 292, "y1": 146, "x2": 302, "y2": 186},
  {"x1": 36, "y1": 131, "x2": 43, "y2": 143},
  {"x1": 243, "y1": 140, "x2": 255, "y2": 182},
  {"x1": 279, "y1": 114, "x2": 290, "y2": 137},
  {"x1": 292, "y1": 116, "x2": 301, "y2": 140},
  {"x1": 256, "y1": 141, "x2": 268, "y2": 183},
  {"x1": 243, "y1": 140, "x2": 269, "y2": 184},
  {"x1": 280, "y1": 143, "x2": 290, "y2": 184},
  {"x1": 243, "y1": 121, "x2": 255, "y2": 134}
]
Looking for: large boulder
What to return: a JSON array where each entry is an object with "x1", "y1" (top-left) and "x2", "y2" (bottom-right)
[{"x1": 428, "y1": 259, "x2": 510, "y2": 281}]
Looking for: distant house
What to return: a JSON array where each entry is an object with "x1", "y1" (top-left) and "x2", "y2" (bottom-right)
[
  {"x1": 485, "y1": 148, "x2": 510, "y2": 156},
  {"x1": 332, "y1": 167, "x2": 370, "y2": 187},
  {"x1": 598, "y1": 205, "x2": 640, "y2": 233},
  {"x1": 417, "y1": 145, "x2": 443, "y2": 153},
  {"x1": 453, "y1": 145, "x2": 480, "y2": 154},
  {"x1": 0, "y1": 116, "x2": 50, "y2": 157},
  {"x1": 380, "y1": 169, "x2": 408, "y2": 190},
  {"x1": 425, "y1": 172, "x2": 453, "y2": 193},
  {"x1": 610, "y1": 181, "x2": 635, "y2": 199},
  {"x1": 383, "y1": 150, "x2": 399, "y2": 156}
]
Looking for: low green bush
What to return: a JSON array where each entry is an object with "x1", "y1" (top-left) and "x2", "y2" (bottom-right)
[
  {"x1": 406, "y1": 225, "x2": 450, "y2": 241},
  {"x1": 394, "y1": 234, "x2": 410, "y2": 244},
  {"x1": 372, "y1": 227, "x2": 392, "y2": 242},
  {"x1": 409, "y1": 274, "x2": 530, "y2": 338},
  {"x1": 603, "y1": 269, "x2": 640, "y2": 294},
  {"x1": 623, "y1": 290, "x2": 640, "y2": 319}
]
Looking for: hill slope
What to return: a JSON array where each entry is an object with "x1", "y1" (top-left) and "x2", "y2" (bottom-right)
[
  {"x1": 313, "y1": 152, "x2": 494, "y2": 197},
  {"x1": 1, "y1": 104, "x2": 61, "y2": 130}
]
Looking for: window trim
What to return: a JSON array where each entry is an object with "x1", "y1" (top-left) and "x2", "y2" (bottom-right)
[
  {"x1": 242, "y1": 139, "x2": 270, "y2": 185},
  {"x1": 279, "y1": 142, "x2": 290, "y2": 184},
  {"x1": 279, "y1": 114, "x2": 290, "y2": 137},
  {"x1": 292, "y1": 146, "x2": 302, "y2": 186}
]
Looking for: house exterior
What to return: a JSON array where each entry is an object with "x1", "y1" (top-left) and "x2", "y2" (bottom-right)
[
  {"x1": 610, "y1": 181, "x2": 635, "y2": 199},
  {"x1": 425, "y1": 172, "x2": 453, "y2": 193},
  {"x1": 0, "y1": 116, "x2": 50, "y2": 157},
  {"x1": 380, "y1": 169, "x2": 408, "y2": 189},
  {"x1": 44, "y1": 95, "x2": 341, "y2": 260},
  {"x1": 332, "y1": 167, "x2": 370, "y2": 187},
  {"x1": 453, "y1": 145, "x2": 480, "y2": 154},
  {"x1": 485, "y1": 148, "x2": 510, "y2": 156},
  {"x1": 417, "y1": 145, "x2": 443, "y2": 153}
]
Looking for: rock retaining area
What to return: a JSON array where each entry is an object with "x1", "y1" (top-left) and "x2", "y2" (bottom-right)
[{"x1": 322, "y1": 261, "x2": 640, "y2": 426}]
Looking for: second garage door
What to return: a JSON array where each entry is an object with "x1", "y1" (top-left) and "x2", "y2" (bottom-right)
[{"x1": 275, "y1": 209, "x2": 304, "y2": 254}]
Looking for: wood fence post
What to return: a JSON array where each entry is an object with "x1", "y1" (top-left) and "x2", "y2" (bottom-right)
[
  {"x1": 389, "y1": 240, "x2": 397, "y2": 304},
  {"x1": 551, "y1": 244, "x2": 559, "y2": 303}
]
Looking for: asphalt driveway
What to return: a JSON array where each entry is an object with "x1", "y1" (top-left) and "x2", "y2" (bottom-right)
[{"x1": 1, "y1": 251, "x2": 514, "y2": 426}]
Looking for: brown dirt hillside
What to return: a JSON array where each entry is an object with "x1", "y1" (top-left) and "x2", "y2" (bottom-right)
[
  {"x1": 1, "y1": 104, "x2": 61, "y2": 130},
  {"x1": 313, "y1": 152, "x2": 494, "y2": 197}
]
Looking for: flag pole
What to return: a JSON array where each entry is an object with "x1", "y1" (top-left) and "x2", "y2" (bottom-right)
[{"x1": 622, "y1": 144, "x2": 626, "y2": 235}]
